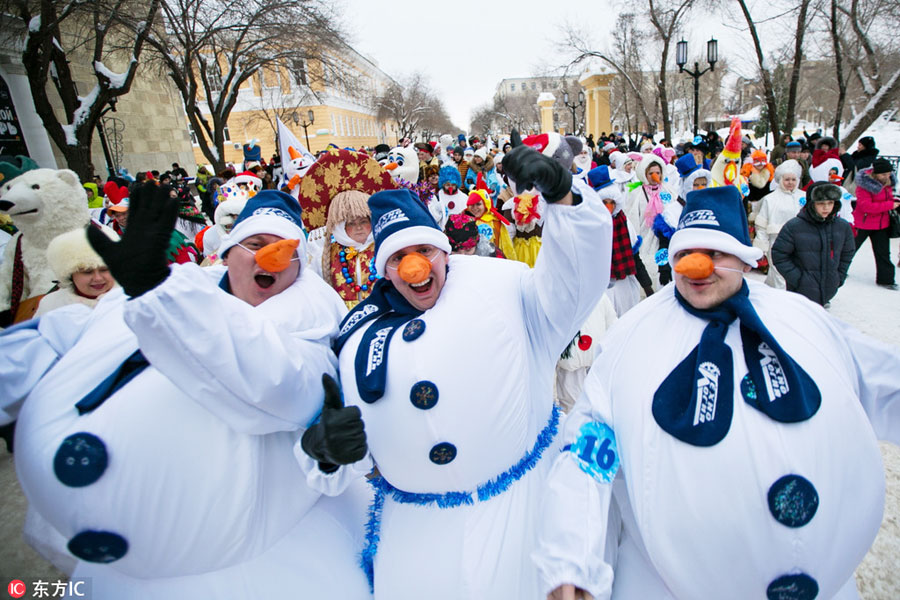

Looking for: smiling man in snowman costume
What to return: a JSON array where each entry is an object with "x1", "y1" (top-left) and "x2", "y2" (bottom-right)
[
  {"x1": 0, "y1": 184, "x2": 371, "y2": 599},
  {"x1": 535, "y1": 185, "x2": 900, "y2": 600},
  {"x1": 299, "y1": 134, "x2": 613, "y2": 598}
]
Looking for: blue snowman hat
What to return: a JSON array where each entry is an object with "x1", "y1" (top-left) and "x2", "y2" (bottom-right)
[
  {"x1": 370, "y1": 189, "x2": 451, "y2": 274},
  {"x1": 586, "y1": 165, "x2": 616, "y2": 191},
  {"x1": 675, "y1": 153, "x2": 700, "y2": 178},
  {"x1": 669, "y1": 186, "x2": 763, "y2": 267},
  {"x1": 219, "y1": 190, "x2": 307, "y2": 259}
]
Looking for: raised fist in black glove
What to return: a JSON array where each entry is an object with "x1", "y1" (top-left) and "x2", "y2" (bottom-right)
[
  {"x1": 502, "y1": 139, "x2": 572, "y2": 204},
  {"x1": 301, "y1": 374, "x2": 368, "y2": 473},
  {"x1": 87, "y1": 183, "x2": 178, "y2": 297}
]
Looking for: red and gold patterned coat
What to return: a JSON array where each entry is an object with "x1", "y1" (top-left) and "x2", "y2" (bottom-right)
[{"x1": 324, "y1": 241, "x2": 377, "y2": 309}]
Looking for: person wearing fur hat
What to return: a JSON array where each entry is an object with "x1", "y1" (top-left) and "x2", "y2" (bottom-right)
[
  {"x1": 772, "y1": 182, "x2": 856, "y2": 306},
  {"x1": 853, "y1": 158, "x2": 900, "y2": 290},
  {"x1": 536, "y1": 184, "x2": 900, "y2": 600},
  {"x1": 299, "y1": 137, "x2": 613, "y2": 599},
  {"x1": 464, "y1": 147, "x2": 500, "y2": 199},
  {"x1": 34, "y1": 228, "x2": 118, "y2": 317},
  {"x1": 309, "y1": 190, "x2": 378, "y2": 308},
  {"x1": 1, "y1": 184, "x2": 372, "y2": 599},
  {"x1": 807, "y1": 153, "x2": 855, "y2": 224},
  {"x1": 753, "y1": 159, "x2": 807, "y2": 289},
  {"x1": 625, "y1": 153, "x2": 682, "y2": 290}
]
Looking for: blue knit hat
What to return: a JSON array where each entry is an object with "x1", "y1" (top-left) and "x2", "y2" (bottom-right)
[
  {"x1": 785, "y1": 141, "x2": 802, "y2": 150},
  {"x1": 370, "y1": 189, "x2": 451, "y2": 274},
  {"x1": 675, "y1": 153, "x2": 700, "y2": 178},
  {"x1": 669, "y1": 186, "x2": 763, "y2": 267},
  {"x1": 219, "y1": 190, "x2": 307, "y2": 259},
  {"x1": 586, "y1": 165, "x2": 615, "y2": 190},
  {"x1": 438, "y1": 165, "x2": 461, "y2": 188}
]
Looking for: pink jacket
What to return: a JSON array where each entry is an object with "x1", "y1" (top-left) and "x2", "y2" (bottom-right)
[{"x1": 853, "y1": 169, "x2": 895, "y2": 230}]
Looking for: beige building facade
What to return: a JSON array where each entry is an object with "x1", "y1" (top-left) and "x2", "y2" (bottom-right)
[{"x1": 191, "y1": 47, "x2": 397, "y2": 168}]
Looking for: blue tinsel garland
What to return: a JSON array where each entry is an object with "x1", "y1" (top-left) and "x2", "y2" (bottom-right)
[{"x1": 359, "y1": 404, "x2": 561, "y2": 591}]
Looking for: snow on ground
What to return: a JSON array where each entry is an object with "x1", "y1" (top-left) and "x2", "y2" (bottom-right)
[
  {"x1": 862, "y1": 113, "x2": 900, "y2": 155},
  {"x1": 829, "y1": 237, "x2": 900, "y2": 344}
]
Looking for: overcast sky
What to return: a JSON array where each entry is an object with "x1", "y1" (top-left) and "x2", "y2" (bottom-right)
[{"x1": 343, "y1": 0, "x2": 798, "y2": 133}]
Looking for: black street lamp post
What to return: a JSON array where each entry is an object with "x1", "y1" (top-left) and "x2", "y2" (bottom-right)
[
  {"x1": 676, "y1": 38, "x2": 718, "y2": 136},
  {"x1": 292, "y1": 109, "x2": 315, "y2": 151},
  {"x1": 97, "y1": 97, "x2": 118, "y2": 177},
  {"x1": 563, "y1": 91, "x2": 585, "y2": 134}
]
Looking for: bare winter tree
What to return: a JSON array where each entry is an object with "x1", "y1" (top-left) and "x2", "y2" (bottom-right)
[
  {"x1": 647, "y1": 0, "x2": 694, "y2": 142},
  {"x1": 139, "y1": 0, "x2": 351, "y2": 173},
  {"x1": 563, "y1": 23, "x2": 654, "y2": 135},
  {"x1": 244, "y1": 65, "x2": 323, "y2": 142},
  {"x1": 469, "y1": 103, "x2": 498, "y2": 137},
  {"x1": 833, "y1": 0, "x2": 900, "y2": 144},
  {"x1": 1, "y1": 0, "x2": 160, "y2": 180},
  {"x1": 374, "y1": 73, "x2": 456, "y2": 141},
  {"x1": 736, "y1": 0, "x2": 813, "y2": 142}
]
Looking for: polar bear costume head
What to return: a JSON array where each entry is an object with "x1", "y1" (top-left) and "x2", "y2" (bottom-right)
[{"x1": 0, "y1": 166, "x2": 92, "y2": 310}]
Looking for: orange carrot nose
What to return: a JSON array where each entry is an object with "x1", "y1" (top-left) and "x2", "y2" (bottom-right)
[
  {"x1": 255, "y1": 239, "x2": 300, "y2": 272},
  {"x1": 674, "y1": 252, "x2": 714, "y2": 279},
  {"x1": 384, "y1": 162, "x2": 399, "y2": 171},
  {"x1": 649, "y1": 172, "x2": 661, "y2": 184},
  {"x1": 397, "y1": 253, "x2": 432, "y2": 284}
]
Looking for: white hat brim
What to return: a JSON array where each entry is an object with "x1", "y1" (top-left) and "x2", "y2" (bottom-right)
[{"x1": 669, "y1": 228, "x2": 763, "y2": 268}]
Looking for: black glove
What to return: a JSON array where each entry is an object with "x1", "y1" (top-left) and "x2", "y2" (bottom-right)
[
  {"x1": 301, "y1": 374, "x2": 368, "y2": 472},
  {"x1": 502, "y1": 140, "x2": 572, "y2": 204},
  {"x1": 87, "y1": 183, "x2": 178, "y2": 297}
]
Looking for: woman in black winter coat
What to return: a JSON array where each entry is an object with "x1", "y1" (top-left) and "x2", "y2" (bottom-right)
[{"x1": 772, "y1": 182, "x2": 856, "y2": 306}]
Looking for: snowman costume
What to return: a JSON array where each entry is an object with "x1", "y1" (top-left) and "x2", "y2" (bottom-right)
[
  {"x1": 1, "y1": 191, "x2": 372, "y2": 599},
  {"x1": 331, "y1": 180, "x2": 612, "y2": 599},
  {"x1": 534, "y1": 186, "x2": 899, "y2": 600},
  {"x1": 625, "y1": 154, "x2": 682, "y2": 290},
  {"x1": 754, "y1": 160, "x2": 807, "y2": 289}
]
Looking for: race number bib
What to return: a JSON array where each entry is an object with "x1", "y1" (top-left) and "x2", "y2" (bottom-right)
[{"x1": 569, "y1": 422, "x2": 620, "y2": 483}]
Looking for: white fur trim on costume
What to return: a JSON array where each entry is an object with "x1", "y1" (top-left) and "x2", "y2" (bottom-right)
[
  {"x1": 219, "y1": 214, "x2": 307, "y2": 271},
  {"x1": 46, "y1": 227, "x2": 118, "y2": 285},
  {"x1": 374, "y1": 225, "x2": 451, "y2": 275},
  {"x1": 669, "y1": 228, "x2": 763, "y2": 268}
]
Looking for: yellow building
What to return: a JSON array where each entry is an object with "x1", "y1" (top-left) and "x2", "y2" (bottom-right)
[{"x1": 190, "y1": 46, "x2": 397, "y2": 168}]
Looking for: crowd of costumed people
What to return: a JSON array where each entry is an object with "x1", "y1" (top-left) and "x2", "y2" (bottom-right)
[{"x1": 0, "y1": 116, "x2": 898, "y2": 600}]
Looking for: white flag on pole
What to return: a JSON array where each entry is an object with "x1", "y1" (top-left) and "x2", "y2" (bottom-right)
[{"x1": 277, "y1": 118, "x2": 316, "y2": 196}]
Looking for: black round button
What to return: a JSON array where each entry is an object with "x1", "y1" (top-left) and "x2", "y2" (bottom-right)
[
  {"x1": 402, "y1": 319, "x2": 426, "y2": 342},
  {"x1": 429, "y1": 442, "x2": 457, "y2": 465},
  {"x1": 768, "y1": 474, "x2": 819, "y2": 528},
  {"x1": 53, "y1": 432, "x2": 108, "y2": 488},
  {"x1": 68, "y1": 530, "x2": 128, "y2": 563},
  {"x1": 410, "y1": 381, "x2": 439, "y2": 410},
  {"x1": 766, "y1": 573, "x2": 819, "y2": 600}
]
